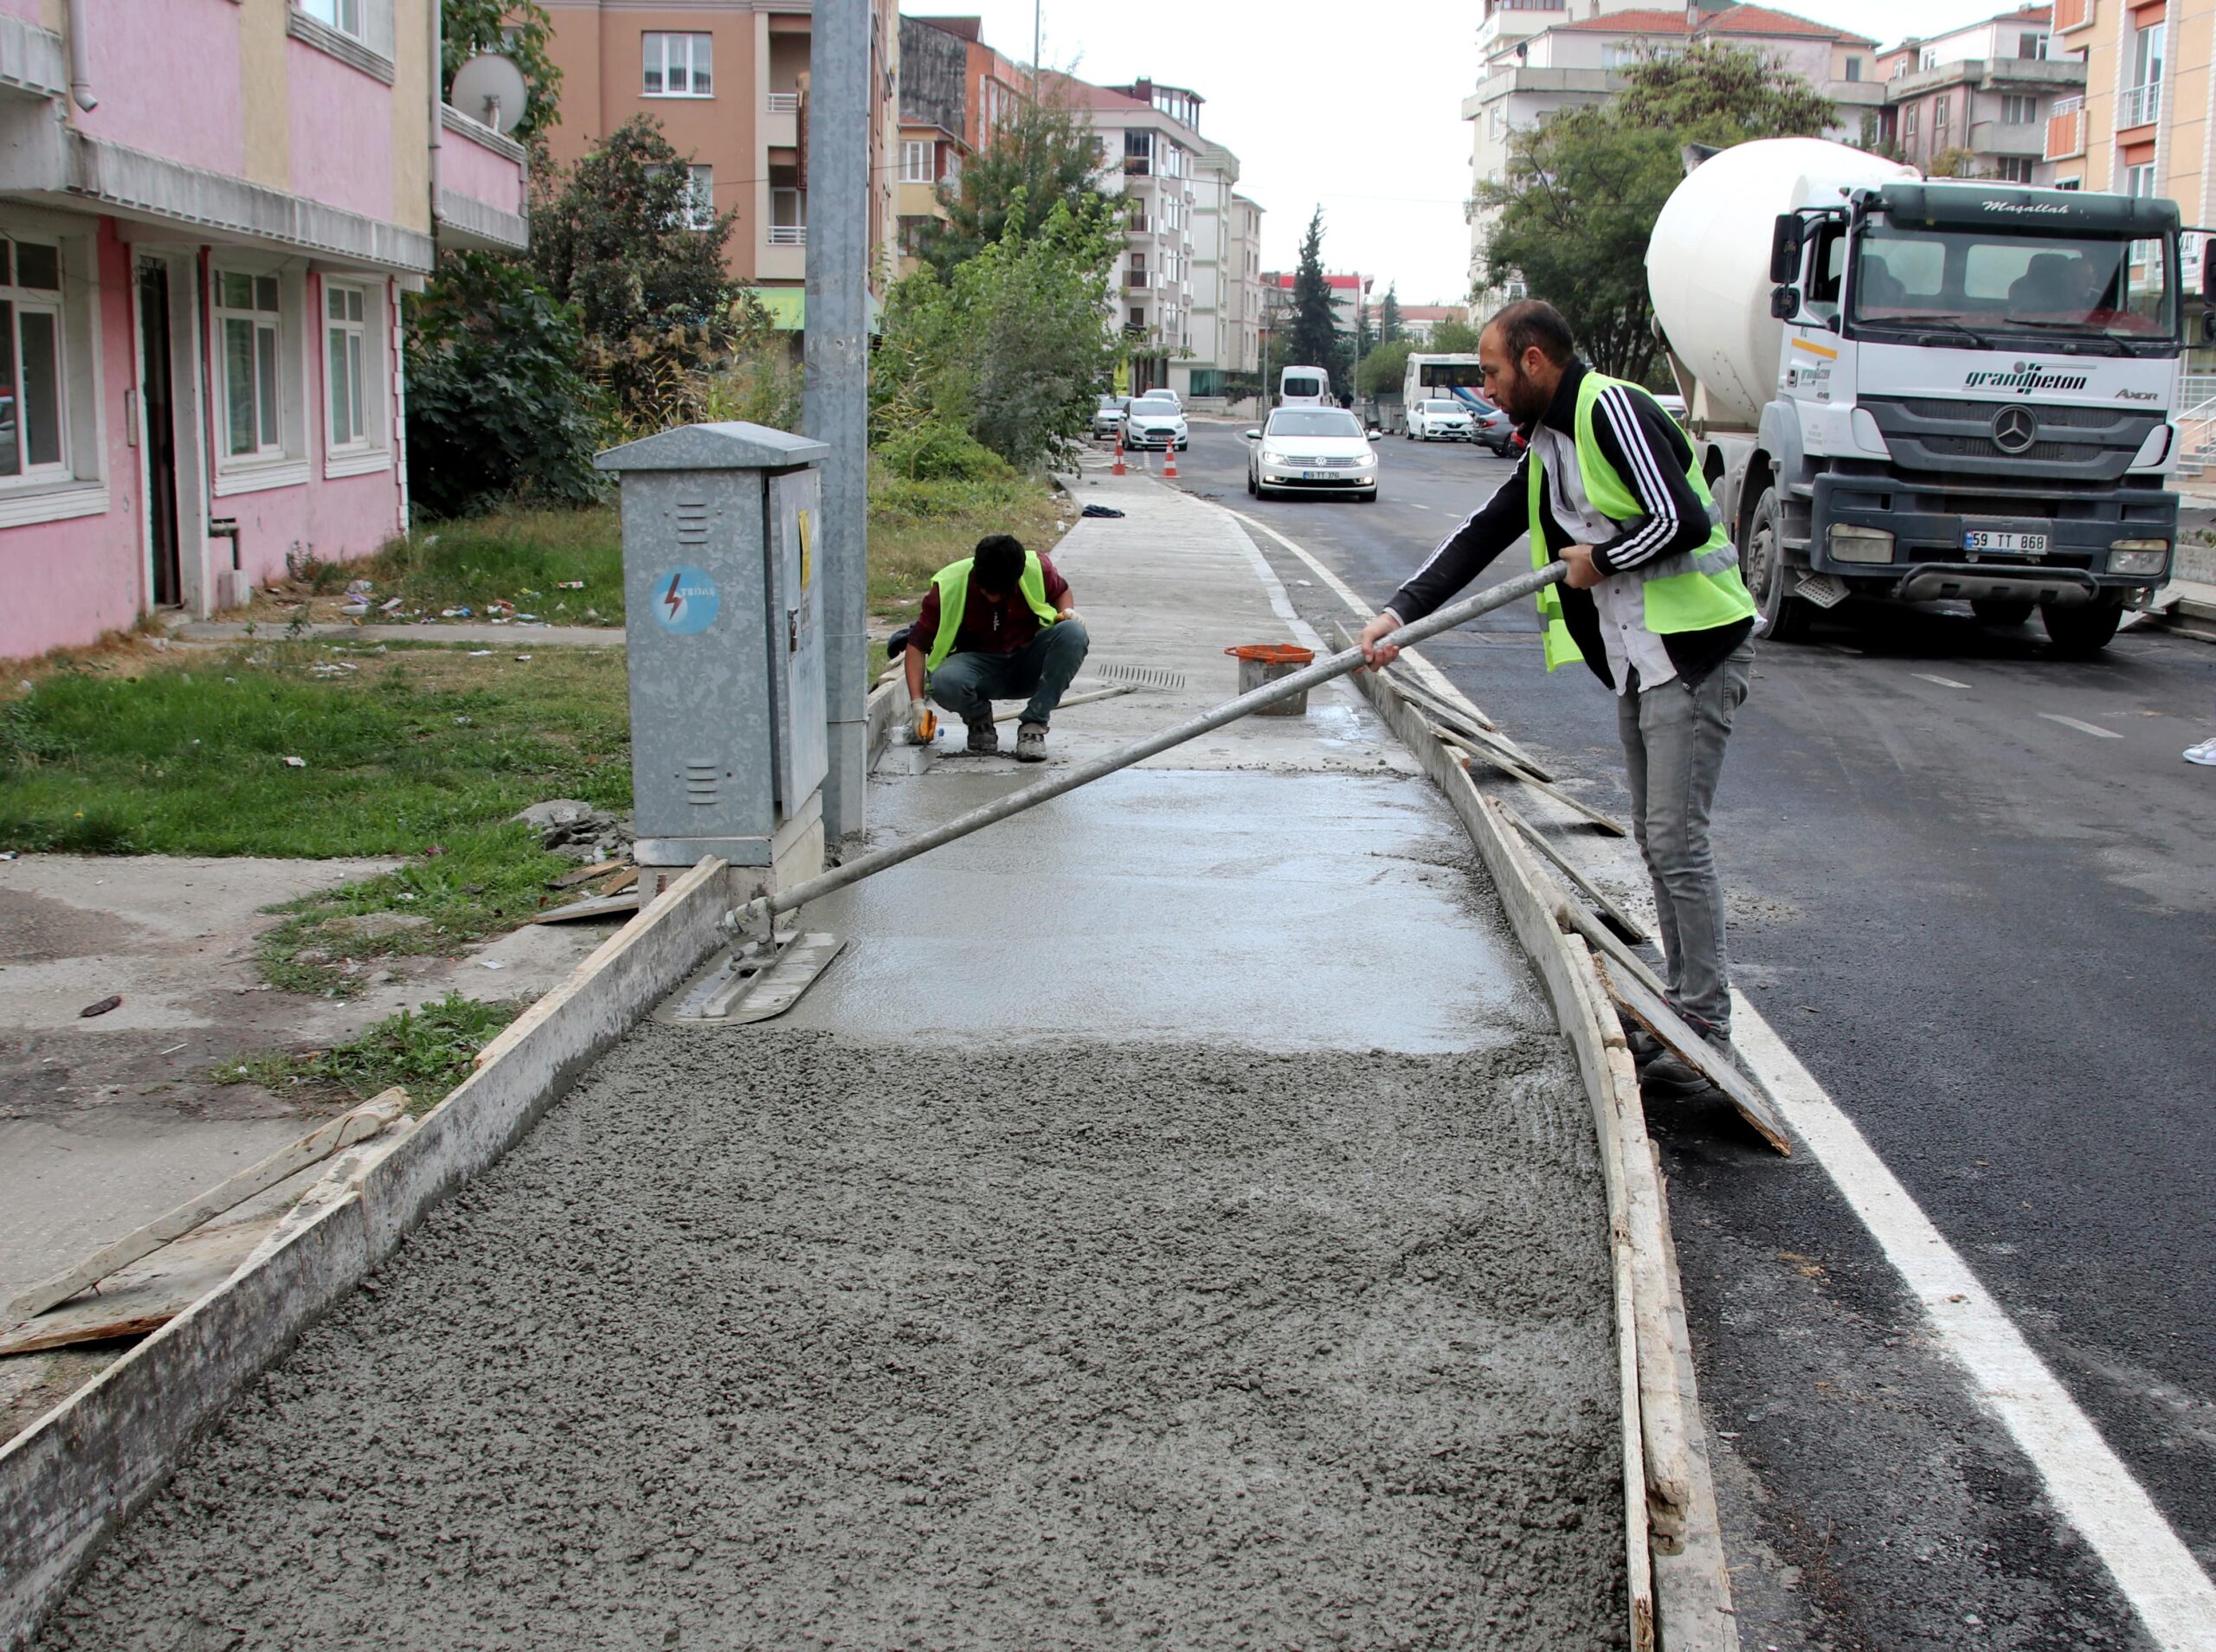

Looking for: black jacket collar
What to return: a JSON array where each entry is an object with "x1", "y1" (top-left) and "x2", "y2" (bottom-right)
[{"x1": 1535, "y1": 357, "x2": 1588, "y2": 439}]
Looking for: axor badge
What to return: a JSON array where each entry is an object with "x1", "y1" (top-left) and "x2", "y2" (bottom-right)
[{"x1": 654, "y1": 566, "x2": 720, "y2": 634}]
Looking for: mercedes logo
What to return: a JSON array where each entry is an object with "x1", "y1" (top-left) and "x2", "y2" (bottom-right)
[{"x1": 1991, "y1": 406, "x2": 2039, "y2": 454}]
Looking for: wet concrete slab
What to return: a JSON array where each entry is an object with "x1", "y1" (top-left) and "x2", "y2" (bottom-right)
[{"x1": 783, "y1": 766, "x2": 1547, "y2": 1052}]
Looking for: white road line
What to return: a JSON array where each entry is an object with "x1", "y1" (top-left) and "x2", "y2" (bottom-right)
[
  {"x1": 1408, "y1": 503, "x2": 1433, "y2": 511},
  {"x1": 2039, "y1": 712, "x2": 2123, "y2": 739},
  {"x1": 1914, "y1": 672, "x2": 1972, "y2": 690},
  {"x1": 1238, "y1": 505, "x2": 2216, "y2": 1650},
  {"x1": 1734, "y1": 1000, "x2": 2216, "y2": 1652}
]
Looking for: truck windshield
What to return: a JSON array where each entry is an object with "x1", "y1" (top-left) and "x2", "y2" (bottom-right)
[{"x1": 1849, "y1": 223, "x2": 2176, "y2": 343}]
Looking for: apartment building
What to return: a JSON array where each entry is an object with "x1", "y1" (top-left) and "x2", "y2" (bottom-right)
[
  {"x1": 0, "y1": 0, "x2": 527, "y2": 663},
  {"x1": 540, "y1": 0, "x2": 899, "y2": 330},
  {"x1": 1873, "y1": 7, "x2": 2080, "y2": 183},
  {"x1": 1395, "y1": 304, "x2": 1471, "y2": 342},
  {"x1": 1182, "y1": 143, "x2": 1263, "y2": 402},
  {"x1": 891, "y1": 15, "x2": 1027, "y2": 275},
  {"x1": 1463, "y1": 4, "x2": 1880, "y2": 310}
]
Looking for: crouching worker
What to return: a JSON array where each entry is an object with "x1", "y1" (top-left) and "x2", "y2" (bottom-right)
[{"x1": 905, "y1": 532, "x2": 1089, "y2": 762}]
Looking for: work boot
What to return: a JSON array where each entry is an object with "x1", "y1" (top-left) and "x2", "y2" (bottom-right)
[
  {"x1": 1639, "y1": 1032, "x2": 1742, "y2": 1102},
  {"x1": 965, "y1": 716, "x2": 1000, "y2": 755},
  {"x1": 1624, "y1": 1025, "x2": 1663, "y2": 1064},
  {"x1": 1015, "y1": 721, "x2": 1048, "y2": 762}
]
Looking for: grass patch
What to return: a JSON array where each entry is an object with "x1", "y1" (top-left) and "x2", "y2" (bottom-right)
[
  {"x1": 216, "y1": 991, "x2": 521, "y2": 1113},
  {"x1": 350, "y1": 508, "x2": 625, "y2": 626},
  {"x1": 1, "y1": 641, "x2": 630, "y2": 992}
]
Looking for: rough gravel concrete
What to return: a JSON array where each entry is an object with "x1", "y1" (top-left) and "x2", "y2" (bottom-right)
[{"x1": 38, "y1": 1027, "x2": 1625, "y2": 1651}]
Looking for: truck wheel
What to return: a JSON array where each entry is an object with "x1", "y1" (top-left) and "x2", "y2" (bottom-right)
[
  {"x1": 1746, "y1": 486, "x2": 1810, "y2": 642},
  {"x1": 2041, "y1": 597, "x2": 2123, "y2": 658},
  {"x1": 1972, "y1": 597, "x2": 2036, "y2": 629}
]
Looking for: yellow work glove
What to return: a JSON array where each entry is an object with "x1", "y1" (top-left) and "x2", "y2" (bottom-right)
[{"x1": 909, "y1": 700, "x2": 938, "y2": 744}]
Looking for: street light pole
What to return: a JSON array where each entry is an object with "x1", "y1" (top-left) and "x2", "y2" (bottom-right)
[{"x1": 804, "y1": 0, "x2": 869, "y2": 842}]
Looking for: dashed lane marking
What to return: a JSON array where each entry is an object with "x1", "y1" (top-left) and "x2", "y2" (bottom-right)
[
  {"x1": 1735, "y1": 1000, "x2": 2216, "y2": 1652},
  {"x1": 2039, "y1": 712, "x2": 2123, "y2": 739},
  {"x1": 1914, "y1": 672, "x2": 1972, "y2": 690}
]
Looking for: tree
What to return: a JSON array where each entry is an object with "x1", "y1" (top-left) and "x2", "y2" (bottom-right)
[
  {"x1": 1357, "y1": 338, "x2": 1415, "y2": 398},
  {"x1": 875, "y1": 193, "x2": 1125, "y2": 470},
  {"x1": 441, "y1": 0, "x2": 563, "y2": 145},
  {"x1": 1429, "y1": 316, "x2": 1482, "y2": 353},
  {"x1": 1285, "y1": 209, "x2": 1350, "y2": 399},
  {"x1": 1926, "y1": 146, "x2": 1981, "y2": 177},
  {"x1": 918, "y1": 92, "x2": 1124, "y2": 275},
  {"x1": 1478, "y1": 43, "x2": 1834, "y2": 382},
  {"x1": 530, "y1": 117, "x2": 766, "y2": 427},
  {"x1": 1378, "y1": 284, "x2": 1405, "y2": 345},
  {"x1": 404, "y1": 253, "x2": 606, "y2": 517}
]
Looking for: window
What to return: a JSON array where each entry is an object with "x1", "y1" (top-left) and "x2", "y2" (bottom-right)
[
  {"x1": 1934, "y1": 93, "x2": 1951, "y2": 138},
  {"x1": 2123, "y1": 22, "x2": 2163, "y2": 125},
  {"x1": 642, "y1": 32, "x2": 712, "y2": 97},
  {"x1": 2128, "y1": 162, "x2": 2156, "y2": 198},
  {"x1": 1124, "y1": 130, "x2": 1152, "y2": 177},
  {"x1": 900, "y1": 140, "x2": 931, "y2": 183},
  {"x1": 0, "y1": 238, "x2": 66, "y2": 480},
  {"x1": 1904, "y1": 104, "x2": 1919, "y2": 142},
  {"x1": 1128, "y1": 306, "x2": 1145, "y2": 330},
  {"x1": 1844, "y1": 56, "x2": 1861, "y2": 82},
  {"x1": 216, "y1": 271, "x2": 283, "y2": 460},
  {"x1": 1996, "y1": 156, "x2": 2036, "y2": 183},
  {"x1": 685, "y1": 165, "x2": 714, "y2": 229},
  {"x1": 324, "y1": 283, "x2": 369, "y2": 451},
  {"x1": 2019, "y1": 31, "x2": 2046, "y2": 59},
  {"x1": 2001, "y1": 93, "x2": 2039, "y2": 124},
  {"x1": 299, "y1": 0, "x2": 362, "y2": 38}
]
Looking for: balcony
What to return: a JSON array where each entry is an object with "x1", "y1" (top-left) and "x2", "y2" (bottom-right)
[
  {"x1": 768, "y1": 224, "x2": 807, "y2": 246},
  {"x1": 436, "y1": 105, "x2": 530, "y2": 253},
  {"x1": 1124, "y1": 271, "x2": 1153, "y2": 290},
  {"x1": 1969, "y1": 119, "x2": 2045, "y2": 157},
  {"x1": 2118, "y1": 80, "x2": 2161, "y2": 132},
  {"x1": 766, "y1": 91, "x2": 800, "y2": 112},
  {"x1": 2052, "y1": 0, "x2": 2090, "y2": 29},
  {"x1": 2045, "y1": 95, "x2": 2085, "y2": 160}
]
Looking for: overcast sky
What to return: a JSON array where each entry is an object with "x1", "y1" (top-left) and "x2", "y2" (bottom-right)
[{"x1": 911, "y1": 0, "x2": 2041, "y2": 303}]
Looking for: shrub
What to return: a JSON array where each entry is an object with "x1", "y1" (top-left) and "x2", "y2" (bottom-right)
[{"x1": 873, "y1": 421, "x2": 1015, "y2": 484}]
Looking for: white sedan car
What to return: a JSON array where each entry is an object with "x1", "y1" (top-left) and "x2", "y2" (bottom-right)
[
  {"x1": 1243, "y1": 408, "x2": 1378, "y2": 503},
  {"x1": 1124, "y1": 395, "x2": 1189, "y2": 451},
  {"x1": 1408, "y1": 397, "x2": 1474, "y2": 442}
]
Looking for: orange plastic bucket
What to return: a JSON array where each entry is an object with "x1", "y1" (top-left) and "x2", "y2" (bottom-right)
[{"x1": 1225, "y1": 643, "x2": 1315, "y2": 716}]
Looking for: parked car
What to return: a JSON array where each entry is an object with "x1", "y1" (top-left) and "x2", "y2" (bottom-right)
[
  {"x1": 1652, "y1": 391, "x2": 1689, "y2": 427},
  {"x1": 1241, "y1": 407, "x2": 1378, "y2": 503},
  {"x1": 1463, "y1": 396, "x2": 1518, "y2": 457},
  {"x1": 1408, "y1": 398, "x2": 1475, "y2": 443},
  {"x1": 1124, "y1": 394, "x2": 1189, "y2": 452},
  {"x1": 1092, "y1": 395, "x2": 1131, "y2": 440}
]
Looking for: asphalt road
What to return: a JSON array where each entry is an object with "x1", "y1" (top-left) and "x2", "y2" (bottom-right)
[{"x1": 1163, "y1": 421, "x2": 2216, "y2": 1650}]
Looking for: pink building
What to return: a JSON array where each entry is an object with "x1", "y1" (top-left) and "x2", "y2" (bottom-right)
[{"x1": 0, "y1": 0, "x2": 528, "y2": 664}]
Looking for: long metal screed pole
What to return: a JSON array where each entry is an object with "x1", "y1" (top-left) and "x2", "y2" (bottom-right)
[{"x1": 727, "y1": 562, "x2": 1567, "y2": 932}]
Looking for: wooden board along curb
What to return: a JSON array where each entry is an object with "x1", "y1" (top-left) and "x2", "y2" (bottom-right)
[
  {"x1": 1594, "y1": 956, "x2": 1793, "y2": 1156},
  {"x1": 1504, "y1": 806, "x2": 1649, "y2": 942}
]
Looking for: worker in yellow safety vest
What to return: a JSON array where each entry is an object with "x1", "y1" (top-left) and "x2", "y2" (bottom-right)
[
  {"x1": 903, "y1": 533, "x2": 1089, "y2": 763},
  {"x1": 1358, "y1": 299, "x2": 1758, "y2": 1101}
]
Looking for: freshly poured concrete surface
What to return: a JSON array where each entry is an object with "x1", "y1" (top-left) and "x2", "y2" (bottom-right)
[
  {"x1": 40, "y1": 1033, "x2": 1623, "y2": 1651},
  {"x1": 29, "y1": 478, "x2": 1627, "y2": 1649},
  {"x1": 784, "y1": 767, "x2": 1539, "y2": 1051}
]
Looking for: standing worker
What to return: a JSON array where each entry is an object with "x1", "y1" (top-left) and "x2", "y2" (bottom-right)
[
  {"x1": 1358, "y1": 300, "x2": 1758, "y2": 1097},
  {"x1": 905, "y1": 532, "x2": 1090, "y2": 762}
]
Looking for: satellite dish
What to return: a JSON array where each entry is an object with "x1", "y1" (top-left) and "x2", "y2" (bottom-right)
[{"x1": 450, "y1": 53, "x2": 529, "y2": 134}]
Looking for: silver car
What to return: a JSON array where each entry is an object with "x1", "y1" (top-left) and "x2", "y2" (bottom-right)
[{"x1": 1091, "y1": 395, "x2": 1130, "y2": 440}]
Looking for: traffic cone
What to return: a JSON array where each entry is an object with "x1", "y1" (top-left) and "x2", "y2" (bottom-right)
[
  {"x1": 1111, "y1": 431, "x2": 1126, "y2": 477},
  {"x1": 1163, "y1": 442, "x2": 1179, "y2": 479}
]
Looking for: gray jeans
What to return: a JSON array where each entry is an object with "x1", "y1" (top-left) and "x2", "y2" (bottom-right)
[
  {"x1": 927, "y1": 618, "x2": 1091, "y2": 728},
  {"x1": 1616, "y1": 643, "x2": 1753, "y2": 1037}
]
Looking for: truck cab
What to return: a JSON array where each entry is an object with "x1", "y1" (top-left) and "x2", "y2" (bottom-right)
[{"x1": 1744, "y1": 181, "x2": 2193, "y2": 652}]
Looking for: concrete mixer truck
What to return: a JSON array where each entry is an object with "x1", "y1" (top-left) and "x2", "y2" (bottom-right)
[{"x1": 1646, "y1": 138, "x2": 2206, "y2": 653}]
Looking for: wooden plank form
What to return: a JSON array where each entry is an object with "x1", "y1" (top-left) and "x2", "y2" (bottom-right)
[
  {"x1": 4, "y1": 1092, "x2": 408, "y2": 1326},
  {"x1": 1595, "y1": 956, "x2": 1793, "y2": 1157},
  {"x1": 1503, "y1": 805, "x2": 1650, "y2": 943},
  {"x1": 1429, "y1": 721, "x2": 1629, "y2": 837}
]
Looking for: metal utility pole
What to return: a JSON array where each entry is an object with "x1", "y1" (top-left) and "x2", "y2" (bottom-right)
[{"x1": 805, "y1": 0, "x2": 870, "y2": 843}]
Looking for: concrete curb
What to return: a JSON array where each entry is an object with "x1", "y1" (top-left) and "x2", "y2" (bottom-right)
[
  {"x1": 0, "y1": 859, "x2": 737, "y2": 1651},
  {"x1": 1337, "y1": 625, "x2": 1737, "y2": 1652}
]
